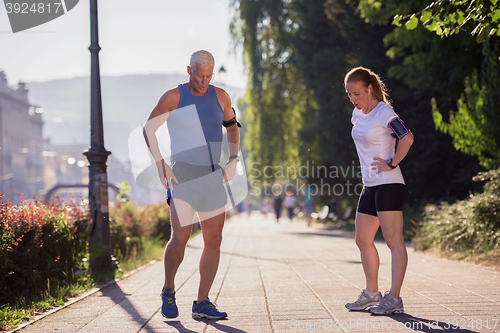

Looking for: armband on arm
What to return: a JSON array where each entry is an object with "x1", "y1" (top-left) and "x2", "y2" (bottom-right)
[
  {"x1": 223, "y1": 107, "x2": 242, "y2": 128},
  {"x1": 388, "y1": 117, "x2": 410, "y2": 140}
]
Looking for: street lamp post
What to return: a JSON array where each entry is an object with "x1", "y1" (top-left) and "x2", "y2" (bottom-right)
[
  {"x1": 83, "y1": 0, "x2": 112, "y2": 271},
  {"x1": 218, "y1": 66, "x2": 226, "y2": 85}
]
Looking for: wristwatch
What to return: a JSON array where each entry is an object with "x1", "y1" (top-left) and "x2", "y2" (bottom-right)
[
  {"x1": 387, "y1": 158, "x2": 397, "y2": 169},
  {"x1": 229, "y1": 155, "x2": 240, "y2": 162}
]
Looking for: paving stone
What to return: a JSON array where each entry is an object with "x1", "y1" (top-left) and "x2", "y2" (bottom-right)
[{"x1": 14, "y1": 213, "x2": 500, "y2": 333}]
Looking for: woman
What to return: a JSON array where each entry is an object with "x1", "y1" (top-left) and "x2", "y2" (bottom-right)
[{"x1": 344, "y1": 67, "x2": 414, "y2": 315}]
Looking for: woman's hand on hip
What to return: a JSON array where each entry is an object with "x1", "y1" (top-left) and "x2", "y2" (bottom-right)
[{"x1": 371, "y1": 157, "x2": 392, "y2": 174}]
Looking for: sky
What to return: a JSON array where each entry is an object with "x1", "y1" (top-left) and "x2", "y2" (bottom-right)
[{"x1": 0, "y1": 0, "x2": 246, "y2": 88}]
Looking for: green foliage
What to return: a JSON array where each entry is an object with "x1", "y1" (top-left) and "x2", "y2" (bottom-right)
[
  {"x1": 358, "y1": 0, "x2": 483, "y2": 92},
  {"x1": 117, "y1": 181, "x2": 131, "y2": 202},
  {"x1": 233, "y1": 0, "x2": 491, "y2": 204},
  {"x1": 296, "y1": 0, "x2": 378, "y2": 169},
  {"x1": 0, "y1": 304, "x2": 28, "y2": 330},
  {"x1": 233, "y1": 0, "x2": 391, "y2": 191},
  {"x1": 0, "y1": 194, "x2": 89, "y2": 306},
  {"x1": 384, "y1": 1, "x2": 500, "y2": 172},
  {"x1": 109, "y1": 181, "x2": 170, "y2": 264},
  {"x1": 0, "y1": 188, "x2": 172, "y2": 329},
  {"x1": 394, "y1": 0, "x2": 500, "y2": 43},
  {"x1": 358, "y1": 0, "x2": 487, "y2": 202},
  {"x1": 109, "y1": 196, "x2": 171, "y2": 266},
  {"x1": 232, "y1": 0, "x2": 317, "y2": 183},
  {"x1": 432, "y1": 40, "x2": 500, "y2": 168},
  {"x1": 406, "y1": 15, "x2": 420, "y2": 30},
  {"x1": 415, "y1": 168, "x2": 500, "y2": 253},
  {"x1": 115, "y1": 236, "x2": 167, "y2": 273}
]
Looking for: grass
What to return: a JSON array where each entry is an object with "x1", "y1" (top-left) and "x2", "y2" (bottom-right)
[
  {"x1": 417, "y1": 247, "x2": 500, "y2": 271},
  {"x1": 0, "y1": 305, "x2": 28, "y2": 331},
  {"x1": 115, "y1": 236, "x2": 167, "y2": 275},
  {"x1": 0, "y1": 279, "x2": 93, "y2": 331}
]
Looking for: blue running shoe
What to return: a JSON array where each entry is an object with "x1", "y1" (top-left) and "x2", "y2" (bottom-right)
[
  {"x1": 192, "y1": 297, "x2": 227, "y2": 319},
  {"x1": 161, "y1": 288, "x2": 179, "y2": 318}
]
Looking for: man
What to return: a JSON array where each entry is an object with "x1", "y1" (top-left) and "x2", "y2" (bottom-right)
[
  {"x1": 143, "y1": 50, "x2": 240, "y2": 320},
  {"x1": 273, "y1": 194, "x2": 283, "y2": 222}
]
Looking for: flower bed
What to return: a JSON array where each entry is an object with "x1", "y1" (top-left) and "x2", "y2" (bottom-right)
[{"x1": 0, "y1": 195, "x2": 88, "y2": 306}]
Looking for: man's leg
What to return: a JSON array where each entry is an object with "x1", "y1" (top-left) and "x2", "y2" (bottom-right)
[
  {"x1": 163, "y1": 199, "x2": 195, "y2": 290},
  {"x1": 196, "y1": 206, "x2": 225, "y2": 304}
]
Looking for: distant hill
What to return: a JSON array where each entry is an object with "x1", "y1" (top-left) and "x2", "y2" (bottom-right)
[{"x1": 28, "y1": 74, "x2": 245, "y2": 162}]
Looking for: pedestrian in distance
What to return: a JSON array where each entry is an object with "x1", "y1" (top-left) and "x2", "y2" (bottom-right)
[
  {"x1": 273, "y1": 194, "x2": 283, "y2": 222},
  {"x1": 284, "y1": 190, "x2": 297, "y2": 221},
  {"x1": 143, "y1": 50, "x2": 240, "y2": 320},
  {"x1": 303, "y1": 183, "x2": 316, "y2": 226},
  {"x1": 260, "y1": 196, "x2": 271, "y2": 218},
  {"x1": 247, "y1": 199, "x2": 253, "y2": 216},
  {"x1": 344, "y1": 67, "x2": 414, "y2": 315}
]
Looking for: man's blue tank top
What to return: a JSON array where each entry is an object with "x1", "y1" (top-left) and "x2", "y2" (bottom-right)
[{"x1": 167, "y1": 84, "x2": 224, "y2": 166}]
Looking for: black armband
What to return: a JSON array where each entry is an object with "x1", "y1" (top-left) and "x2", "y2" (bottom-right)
[
  {"x1": 223, "y1": 107, "x2": 242, "y2": 128},
  {"x1": 388, "y1": 117, "x2": 410, "y2": 140}
]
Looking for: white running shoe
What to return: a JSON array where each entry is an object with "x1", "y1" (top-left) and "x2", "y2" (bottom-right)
[
  {"x1": 369, "y1": 291, "x2": 404, "y2": 315},
  {"x1": 345, "y1": 289, "x2": 382, "y2": 311}
]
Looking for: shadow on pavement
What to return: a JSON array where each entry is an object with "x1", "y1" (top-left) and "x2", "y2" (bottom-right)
[
  {"x1": 160, "y1": 316, "x2": 247, "y2": 333},
  {"x1": 386, "y1": 313, "x2": 479, "y2": 333},
  {"x1": 287, "y1": 231, "x2": 354, "y2": 239},
  {"x1": 203, "y1": 319, "x2": 248, "y2": 333},
  {"x1": 163, "y1": 320, "x2": 199, "y2": 332},
  {"x1": 99, "y1": 283, "x2": 149, "y2": 328},
  {"x1": 187, "y1": 243, "x2": 284, "y2": 264}
]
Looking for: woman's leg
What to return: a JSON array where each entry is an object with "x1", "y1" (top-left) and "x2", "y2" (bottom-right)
[
  {"x1": 378, "y1": 211, "x2": 407, "y2": 299},
  {"x1": 355, "y1": 212, "x2": 381, "y2": 292}
]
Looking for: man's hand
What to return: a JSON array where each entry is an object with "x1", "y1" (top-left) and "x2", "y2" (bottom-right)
[
  {"x1": 156, "y1": 159, "x2": 178, "y2": 189},
  {"x1": 223, "y1": 158, "x2": 238, "y2": 184}
]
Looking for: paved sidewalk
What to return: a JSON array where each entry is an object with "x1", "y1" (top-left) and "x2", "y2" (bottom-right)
[{"x1": 15, "y1": 212, "x2": 500, "y2": 333}]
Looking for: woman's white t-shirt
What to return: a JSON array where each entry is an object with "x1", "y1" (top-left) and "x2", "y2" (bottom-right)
[{"x1": 351, "y1": 101, "x2": 405, "y2": 187}]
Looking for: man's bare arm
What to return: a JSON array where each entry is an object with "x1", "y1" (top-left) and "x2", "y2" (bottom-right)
[
  {"x1": 143, "y1": 88, "x2": 180, "y2": 188},
  {"x1": 217, "y1": 87, "x2": 240, "y2": 156}
]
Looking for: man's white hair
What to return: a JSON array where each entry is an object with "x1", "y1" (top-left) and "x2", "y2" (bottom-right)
[{"x1": 190, "y1": 50, "x2": 215, "y2": 68}]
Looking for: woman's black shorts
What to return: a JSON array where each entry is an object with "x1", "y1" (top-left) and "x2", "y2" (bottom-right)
[{"x1": 357, "y1": 183, "x2": 405, "y2": 217}]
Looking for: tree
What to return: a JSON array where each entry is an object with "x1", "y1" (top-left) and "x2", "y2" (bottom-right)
[
  {"x1": 432, "y1": 40, "x2": 500, "y2": 168},
  {"x1": 393, "y1": 0, "x2": 500, "y2": 43},
  {"x1": 232, "y1": 0, "x2": 486, "y2": 204},
  {"x1": 231, "y1": 0, "x2": 312, "y2": 186},
  {"x1": 232, "y1": 0, "x2": 391, "y2": 190},
  {"x1": 392, "y1": 0, "x2": 500, "y2": 168},
  {"x1": 356, "y1": 0, "x2": 486, "y2": 201}
]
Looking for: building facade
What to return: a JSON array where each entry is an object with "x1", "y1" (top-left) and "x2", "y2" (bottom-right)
[{"x1": 0, "y1": 71, "x2": 44, "y2": 204}]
